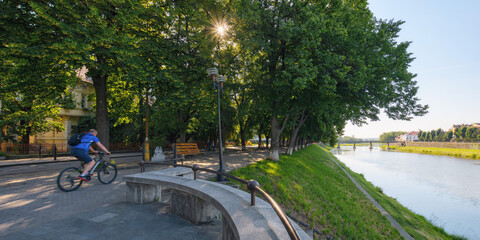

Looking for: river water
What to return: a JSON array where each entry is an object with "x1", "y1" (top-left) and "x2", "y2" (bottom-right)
[{"x1": 332, "y1": 146, "x2": 480, "y2": 239}]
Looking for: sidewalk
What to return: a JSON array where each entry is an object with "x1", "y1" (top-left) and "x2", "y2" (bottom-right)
[{"x1": 0, "y1": 148, "x2": 270, "y2": 239}]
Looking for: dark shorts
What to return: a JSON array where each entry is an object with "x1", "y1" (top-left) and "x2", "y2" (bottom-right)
[{"x1": 71, "y1": 148, "x2": 93, "y2": 163}]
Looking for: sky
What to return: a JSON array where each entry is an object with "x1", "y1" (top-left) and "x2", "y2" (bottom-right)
[{"x1": 343, "y1": 0, "x2": 480, "y2": 139}]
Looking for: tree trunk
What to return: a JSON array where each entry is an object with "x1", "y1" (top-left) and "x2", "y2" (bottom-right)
[
  {"x1": 286, "y1": 111, "x2": 308, "y2": 155},
  {"x1": 240, "y1": 127, "x2": 247, "y2": 151},
  {"x1": 20, "y1": 124, "x2": 30, "y2": 154},
  {"x1": 240, "y1": 117, "x2": 250, "y2": 151},
  {"x1": 287, "y1": 126, "x2": 300, "y2": 155},
  {"x1": 257, "y1": 124, "x2": 264, "y2": 149},
  {"x1": 92, "y1": 74, "x2": 109, "y2": 149},
  {"x1": 270, "y1": 117, "x2": 280, "y2": 161},
  {"x1": 269, "y1": 115, "x2": 289, "y2": 161},
  {"x1": 178, "y1": 109, "x2": 186, "y2": 143},
  {"x1": 138, "y1": 91, "x2": 145, "y2": 143},
  {"x1": 295, "y1": 136, "x2": 300, "y2": 151}
]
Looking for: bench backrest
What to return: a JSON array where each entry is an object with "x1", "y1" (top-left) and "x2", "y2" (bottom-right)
[{"x1": 174, "y1": 143, "x2": 200, "y2": 155}]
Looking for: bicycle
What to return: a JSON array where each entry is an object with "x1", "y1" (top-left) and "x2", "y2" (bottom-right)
[{"x1": 57, "y1": 151, "x2": 117, "y2": 192}]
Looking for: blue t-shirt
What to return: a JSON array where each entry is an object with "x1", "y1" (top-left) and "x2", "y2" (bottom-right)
[{"x1": 71, "y1": 133, "x2": 99, "y2": 152}]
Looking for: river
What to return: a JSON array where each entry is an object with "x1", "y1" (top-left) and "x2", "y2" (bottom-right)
[{"x1": 332, "y1": 146, "x2": 480, "y2": 239}]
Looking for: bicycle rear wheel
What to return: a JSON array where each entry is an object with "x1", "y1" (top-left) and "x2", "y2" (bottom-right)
[
  {"x1": 57, "y1": 167, "x2": 83, "y2": 192},
  {"x1": 98, "y1": 163, "x2": 117, "y2": 184}
]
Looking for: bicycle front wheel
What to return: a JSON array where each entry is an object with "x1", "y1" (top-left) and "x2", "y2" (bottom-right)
[
  {"x1": 98, "y1": 163, "x2": 117, "y2": 184},
  {"x1": 57, "y1": 167, "x2": 83, "y2": 192}
]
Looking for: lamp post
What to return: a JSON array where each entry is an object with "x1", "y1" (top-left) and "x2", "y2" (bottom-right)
[{"x1": 207, "y1": 68, "x2": 226, "y2": 182}]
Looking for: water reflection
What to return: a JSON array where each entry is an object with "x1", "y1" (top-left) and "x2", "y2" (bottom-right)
[{"x1": 332, "y1": 146, "x2": 480, "y2": 239}]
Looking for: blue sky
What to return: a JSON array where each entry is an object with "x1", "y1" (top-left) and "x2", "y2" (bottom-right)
[{"x1": 343, "y1": 0, "x2": 480, "y2": 139}]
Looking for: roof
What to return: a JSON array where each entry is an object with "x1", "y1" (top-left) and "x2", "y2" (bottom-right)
[{"x1": 75, "y1": 66, "x2": 93, "y2": 84}]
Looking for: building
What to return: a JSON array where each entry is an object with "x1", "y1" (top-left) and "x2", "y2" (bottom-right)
[
  {"x1": 395, "y1": 131, "x2": 419, "y2": 142},
  {"x1": 32, "y1": 67, "x2": 95, "y2": 151}
]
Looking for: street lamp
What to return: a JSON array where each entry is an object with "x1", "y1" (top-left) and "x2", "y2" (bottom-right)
[{"x1": 207, "y1": 67, "x2": 226, "y2": 182}]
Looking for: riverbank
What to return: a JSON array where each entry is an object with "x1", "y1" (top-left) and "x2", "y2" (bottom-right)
[
  {"x1": 382, "y1": 145, "x2": 480, "y2": 160},
  {"x1": 229, "y1": 145, "x2": 461, "y2": 239}
]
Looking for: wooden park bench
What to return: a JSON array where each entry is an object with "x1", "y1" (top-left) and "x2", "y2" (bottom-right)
[{"x1": 173, "y1": 143, "x2": 200, "y2": 164}]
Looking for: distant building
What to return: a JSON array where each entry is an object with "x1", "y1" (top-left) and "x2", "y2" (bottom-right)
[
  {"x1": 395, "y1": 131, "x2": 419, "y2": 142},
  {"x1": 32, "y1": 67, "x2": 95, "y2": 151}
]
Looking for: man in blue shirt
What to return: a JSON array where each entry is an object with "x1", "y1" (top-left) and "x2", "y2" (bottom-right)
[{"x1": 70, "y1": 129, "x2": 111, "y2": 181}]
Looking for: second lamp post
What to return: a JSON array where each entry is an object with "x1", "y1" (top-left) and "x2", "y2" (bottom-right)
[{"x1": 207, "y1": 67, "x2": 226, "y2": 182}]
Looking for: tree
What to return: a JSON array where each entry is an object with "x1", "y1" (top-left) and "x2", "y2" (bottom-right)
[
  {"x1": 0, "y1": 1, "x2": 80, "y2": 145},
  {"x1": 379, "y1": 132, "x2": 406, "y2": 142},
  {"x1": 233, "y1": 0, "x2": 427, "y2": 160},
  {"x1": 26, "y1": 1, "x2": 151, "y2": 148},
  {"x1": 418, "y1": 130, "x2": 424, "y2": 141},
  {"x1": 465, "y1": 127, "x2": 479, "y2": 142}
]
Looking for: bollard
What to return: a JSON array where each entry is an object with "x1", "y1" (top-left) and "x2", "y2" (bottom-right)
[
  {"x1": 192, "y1": 164, "x2": 199, "y2": 180},
  {"x1": 38, "y1": 144, "x2": 42, "y2": 159},
  {"x1": 53, "y1": 144, "x2": 57, "y2": 160},
  {"x1": 247, "y1": 180, "x2": 259, "y2": 206}
]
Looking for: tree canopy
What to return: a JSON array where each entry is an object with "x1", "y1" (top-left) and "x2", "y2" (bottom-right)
[{"x1": 1, "y1": 0, "x2": 427, "y2": 158}]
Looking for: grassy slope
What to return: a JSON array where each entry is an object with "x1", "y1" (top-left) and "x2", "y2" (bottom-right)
[
  {"x1": 230, "y1": 145, "x2": 462, "y2": 240},
  {"x1": 384, "y1": 146, "x2": 480, "y2": 160}
]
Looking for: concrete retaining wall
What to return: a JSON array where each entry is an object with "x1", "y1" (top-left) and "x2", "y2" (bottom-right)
[{"x1": 124, "y1": 170, "x2": 311, "y2": 240}]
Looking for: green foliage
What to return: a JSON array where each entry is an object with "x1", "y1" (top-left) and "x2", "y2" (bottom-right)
[
  {"x1": 71, "y1": 116, "x2": 95, "y2": 135},
  {"x1": 392, "y1": 146, "x2": 480, "y2": 160},
  {"x1": 338, "y1": 136, "x2": 363, "y2": 142},
  {"x1": 1, "y1": 0, "x2": 428, "y2": 153},
  {"x1": 230, "y1": 145, "x2": 458, "y2": 239},
  {"x1": 379, "y1": 132, "x2": 406, "y2": 142}
]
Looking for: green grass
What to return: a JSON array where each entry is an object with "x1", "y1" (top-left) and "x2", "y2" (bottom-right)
[
  {"x1": 383, "y1": 146, "x2": 480, "y2": 160},
  {"x1": 229, "y1": 145, "x2": 463, "y2": 239}
]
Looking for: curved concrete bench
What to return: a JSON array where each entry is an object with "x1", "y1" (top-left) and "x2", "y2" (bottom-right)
[{"x1": 124, "y1": 170, "x2": 310, "y2": 240}]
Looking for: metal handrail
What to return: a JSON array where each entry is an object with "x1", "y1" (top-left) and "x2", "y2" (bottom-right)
[{"x1": 139, "y1": 160, "x2": 300, "y2": 240}]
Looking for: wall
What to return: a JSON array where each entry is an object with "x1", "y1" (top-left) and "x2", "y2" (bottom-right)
[{"x1": 406, "y1": 141, "x2": 480, "y2": 150}]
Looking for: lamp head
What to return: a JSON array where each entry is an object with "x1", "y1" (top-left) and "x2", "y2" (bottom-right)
[
  {"x1": 216, "y1": 76, "x2": 226, "y2": 89},
  {"x1": 207, "y1": 68, "x2": 218, "y2": 77}
]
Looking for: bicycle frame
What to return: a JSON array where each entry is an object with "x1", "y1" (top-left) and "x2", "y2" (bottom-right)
[{"x1": 82, "y1": 152, "x2": 108, "y2": 175}]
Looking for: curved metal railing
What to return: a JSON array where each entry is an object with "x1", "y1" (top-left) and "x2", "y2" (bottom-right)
[{"x1": 139, "y1": 160, "x2": 300, "y2": 240}]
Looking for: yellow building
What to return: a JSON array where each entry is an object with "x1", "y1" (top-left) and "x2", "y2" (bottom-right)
[{"x1": 33, "y1": 67, "x2": 95, "y2": 151}]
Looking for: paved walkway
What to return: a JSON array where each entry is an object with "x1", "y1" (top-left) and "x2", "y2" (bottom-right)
[{"x1": 0, "y1": 148, "x2": 270, "y2": 239}]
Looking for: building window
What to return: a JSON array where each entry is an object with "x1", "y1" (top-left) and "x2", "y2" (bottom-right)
[{"x1": 81, "y1": 94, "x2": 87, "y2": 108}]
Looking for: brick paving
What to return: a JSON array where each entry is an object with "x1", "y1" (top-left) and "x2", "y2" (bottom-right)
[{"x1": 0, "y1": 148, "x2": 269, "y2": 238}]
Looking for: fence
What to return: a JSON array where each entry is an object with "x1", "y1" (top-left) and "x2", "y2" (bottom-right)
[
  {"x1": 0, "y1": 143, "x2": 66, "y2": 156},
  {"x1": 0, "y1": 142, "x2": 143, "y2": 156}
]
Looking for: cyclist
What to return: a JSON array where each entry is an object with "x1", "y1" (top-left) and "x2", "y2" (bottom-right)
[{"x1": 70, "y1": 129, "x2": 111, "y2": 181}]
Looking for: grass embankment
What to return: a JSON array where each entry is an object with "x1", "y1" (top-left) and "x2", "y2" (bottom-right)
[
  {"x1": 230, "y1": 145, "x2": 462, "y2": 239},
  {"x1": 384, "y1": 145, "x2": 480, "y2": 160}
]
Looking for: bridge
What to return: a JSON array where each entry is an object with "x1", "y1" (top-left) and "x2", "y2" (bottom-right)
[{"x1": 337, "y1": 141, "x2": 404, "y2": 150}]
